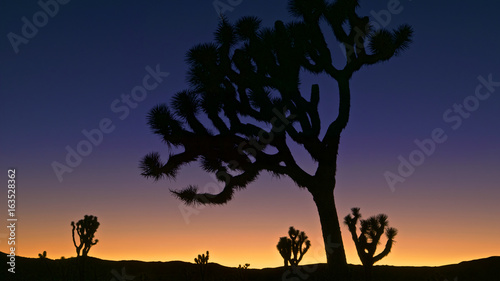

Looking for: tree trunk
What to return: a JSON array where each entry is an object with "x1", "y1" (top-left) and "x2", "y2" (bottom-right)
[
  {"x1": 363, "y1": 263, "x2": 373, "y2": 281},
  {"x1": 308, "y1": 75, "x2": 351, "y2": 280},
  {"x1": 77, "y1": 256, "x2": 86, "y2": 281},
  {"x1": 312, "y1": 186, "x2": 349, "y2": 281}
]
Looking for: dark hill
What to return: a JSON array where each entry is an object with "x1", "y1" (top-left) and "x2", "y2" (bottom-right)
[{"x1": 1, "y1": 252, "x2": 499, "y2": 281}]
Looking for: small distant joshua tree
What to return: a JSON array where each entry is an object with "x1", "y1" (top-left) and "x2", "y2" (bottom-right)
[
  {"x1": 195, "y1": 250, "x2": 209, "y2": 264},
  {"x1": 238, "y1": 263, "x2": 250, "y2": 269},
  {"x1": 71, "y1": 215, "x2": 100, "y2": 257},
  {"x1": 344, "y1": 208, "x2": 397, "y2": 281},
  {"x1": 38, "y1": 250, "x2": 55, "y2": 279},
  {"x1": 237, "y1": 263, "x2": 251, "y2": 281},
  {"x1": 277, "y1": 226, "x2": 311, "y2": 268},
  {"x1": 195, "y1": 250, "x2": 209, "y2": 281},
  {"x1": 38, "y1": 250, "x2": 48, "y2": 259}
]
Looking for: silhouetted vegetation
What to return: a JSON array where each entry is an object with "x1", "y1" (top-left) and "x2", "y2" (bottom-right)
[
  {"x1": 195, "y1": 250, "x2": 210, "y2": 281},
  {"x1": 38, "y1": 250, "x2": 55, "y2": 281},
  {"x1": 71, "y1": 215, "x2": 100, "y2": 281},
  {"x1": 140, "y1": 1, "x2": 412, "y2": 280},
  {"x1": 234, "y1": 263, "x2": 251, "y2": 281},
  {"x1": 238, "y1": 263, "x2": 250, "y2": 269},
  {"x1": 38, "y1": 250, "x2": 47, "y2": 259},
  {"x1": 344, "y1": 207, "x2": 398, "y2": 281},
  {"x1": 71, "y1": 215, "x2": 100, "y2": 257},
  {"x1": 277, "y1": 226, "x2": 311, "y2": 268},
  {"x1": 3, "y1": 251, "x2": 496, "y2": 281}
]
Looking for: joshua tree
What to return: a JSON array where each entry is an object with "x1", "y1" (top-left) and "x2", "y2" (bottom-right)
[
  {"x1": 195, "y1": 250, "x2": 209, "y2": 281},
  {"x1": 195, "y1": 250, "x2": 210, "y2": 264},
  {"x1": 238, "y1": 263, "x2": 250, "y2": 269},
  {"x1": 236, "y1": 263, "x2": 250, "y2": 281},
  {"x1": 38, "y1": 250, "x2": 47, "y2": 259},
  {"x1": 140, "y1": 1, "x2": 412, "y2": 280},
  {"x1": 344, "y1": 208, "x2": 398, "y2": 281},
  {"x1": 38, "y1": 251, "x2": 55, "y2": 280},
  {"x1": 277, "y1": 226, "x2": 311, "y2": 268},
  {"x1": 71, "y1": 215, "x2": 100, "y2": 257}
]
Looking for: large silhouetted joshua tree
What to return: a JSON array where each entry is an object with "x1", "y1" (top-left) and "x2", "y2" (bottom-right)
[
  {"x1": 344, "y1": 208, "x2": 397, "y2": 281},
  {"x1": 277, "y1": 226, "x2": 311, "y2": 268},
  {"x1": 140, "y1": 1, "x2": 411, "y2": 280},
  {"x1": 71, "y1": 215, "x2": 99, "y2": 257}
]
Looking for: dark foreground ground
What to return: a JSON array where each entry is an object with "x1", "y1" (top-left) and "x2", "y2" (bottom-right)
[{"x1": 1, "y1": 252, "x2": 499, "y2": 281}]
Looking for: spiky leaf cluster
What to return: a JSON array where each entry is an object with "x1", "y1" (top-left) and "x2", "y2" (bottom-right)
[{"x1": 140, "y1": 0, "x2": 412, "y2": 206}]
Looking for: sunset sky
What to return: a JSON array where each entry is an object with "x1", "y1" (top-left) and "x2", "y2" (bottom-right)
[{"x1": 1, "y1": 0, "x2": 499, "y2": 269}]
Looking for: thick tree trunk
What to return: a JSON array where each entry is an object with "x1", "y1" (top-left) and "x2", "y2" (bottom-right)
[
  {"x1": 312, "y1": 186, "x2": 349, "y2": 281},
  {"x1": 77, "y1": 256, "x2": 86, "y2": 281},
  {"x1": 307, "y1": 75, "x2": 351, "y2": 280},
  {"x1": 363, "y1": 263, "x2": 373, "y2": 281}
]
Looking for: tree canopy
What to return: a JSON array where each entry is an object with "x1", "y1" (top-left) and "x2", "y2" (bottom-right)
[{"x1": 140, "y1": 0, "x2": 412, "y2": 204}]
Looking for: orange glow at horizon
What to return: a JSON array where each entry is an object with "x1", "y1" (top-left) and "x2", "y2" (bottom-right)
[
  {"x1": 5, "y1": 232, "x2": 499, "y2": 269},
  {"x1": 4, "y1": 209, "x2": 499, "y2": 269},
  {"x1": 3, "y1": 168, "x2": 499, "y2": 269}
]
